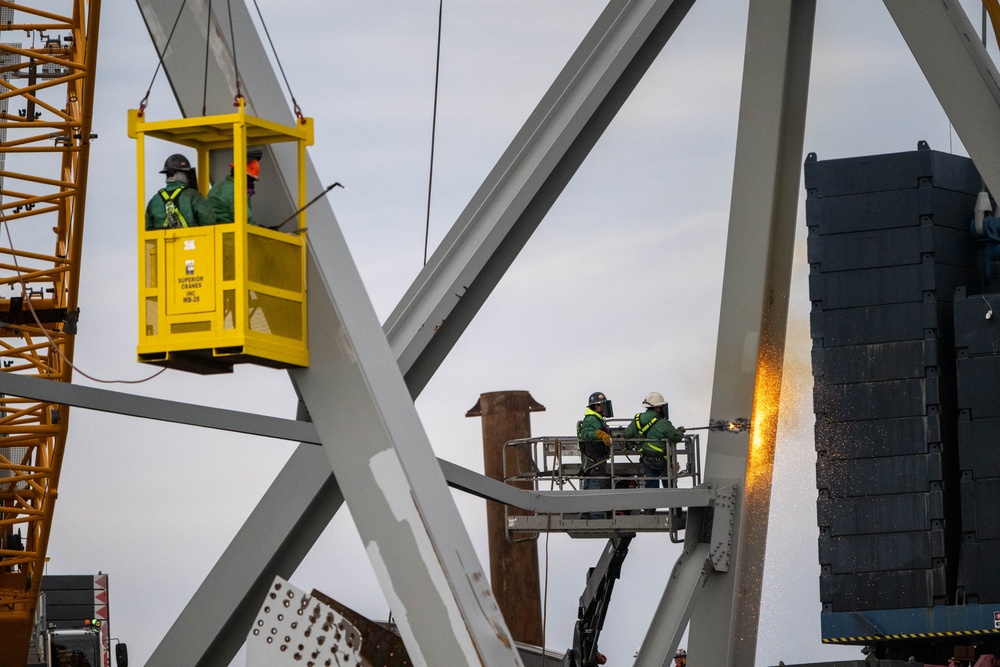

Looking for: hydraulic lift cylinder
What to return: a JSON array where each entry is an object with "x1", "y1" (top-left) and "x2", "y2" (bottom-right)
[{"x1": 467, "y1": 390, "x2": 545, "y2": 647}]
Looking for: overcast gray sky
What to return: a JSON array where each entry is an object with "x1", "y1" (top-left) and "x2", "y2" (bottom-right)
[{"x1": 35, "y1": 1, "x2": 989, "y2": 665}]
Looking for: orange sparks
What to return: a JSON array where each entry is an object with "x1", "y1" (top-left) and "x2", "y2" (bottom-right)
[{"x1": 746, "y1": 343, "x2": 784, "y2": 494}]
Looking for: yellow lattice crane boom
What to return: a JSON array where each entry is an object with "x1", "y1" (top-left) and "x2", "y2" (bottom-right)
[{"x1": 0, "y1": 1, "x2": 100, "y2": 665}]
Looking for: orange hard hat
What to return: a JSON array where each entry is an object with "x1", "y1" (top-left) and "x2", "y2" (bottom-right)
[{"x1": 228, "y1": 152, "x2": 261, "y2": 180}]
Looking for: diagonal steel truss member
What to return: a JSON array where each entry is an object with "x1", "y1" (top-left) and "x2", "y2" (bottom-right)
[
  {"x1": 0, "y1": 2, "x2": 101, "y2": 665},
  {"x1": 884, "y1": 0, "x2": 1000, "y2": 197}
]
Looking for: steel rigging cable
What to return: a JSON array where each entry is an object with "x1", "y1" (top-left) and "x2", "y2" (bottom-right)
[{"x1": 424, "y1": 0, "x2": 444, "y2": 266}]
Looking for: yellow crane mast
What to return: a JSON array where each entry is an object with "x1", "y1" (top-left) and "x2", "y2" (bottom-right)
[{"x1": 0, "y1": 1, "x2": 100, "y2": 665}]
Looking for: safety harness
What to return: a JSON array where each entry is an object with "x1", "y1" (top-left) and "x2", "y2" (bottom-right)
[
  {"x1": 159, "y1": 187, "x2": 189, "y2": 228},
  {"x1": 578, "y1": 409, "x2": 610, "y2": 474},
  {"x1": 635, "y1": 412, "x2": 671, "y2": 470},
  {"x1": 635, "y1": 413, "x2": 665, "y2": 453}
]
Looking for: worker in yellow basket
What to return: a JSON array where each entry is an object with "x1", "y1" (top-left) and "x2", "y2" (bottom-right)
[
  {"x1": 145, "y1": 154, "x2": 216, "y2": 230},
  {"x1": 674, "y1": 647, "x2": 687, "y2": 666},
  {"x1": 578, "y1": 391, "x2": 613, "y2": 520},
  {"x1": 208, "y1": 148, "x2": 263, "y2": 226}
]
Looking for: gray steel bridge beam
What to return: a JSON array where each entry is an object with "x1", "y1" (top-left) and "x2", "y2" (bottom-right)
[
  {"x1": 683, "y1": 1, "x2": 815, "y2": 665},
  {"x1": 884, "y1": 0, "x2": 1000, "y2": 197},
  {"x1": 633, "y1": 486, "x2": 736, "y2": 667},
  {"x1": 288, "y1": 210, "x2": 522, "y2": 666},
  {"x1": 0, "y1": 371, "x2": 319, "y2": 444},
  {"x1": 633, "y1": 543, "x2": 712, "y2": 667},
  {"x1": 133, "y1": 1, "x2": 700, "y2": 664},
  {"x1": 0, "y1": 369, "x2": 713, "y2": 514}
]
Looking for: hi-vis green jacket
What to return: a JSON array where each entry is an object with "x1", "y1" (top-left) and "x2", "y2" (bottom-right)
[
  {"x1": 577, "y1": 407, "x2": 610, "y2": 462},
  {"x1": 623, "y1": 408, "x2": 684, "y2": 458},
  {"x1": 145, "y1": 182, "x2": 216, "y2": 230},
  {"x1": 207, "y1": 174, "x2": 258, "y2": 226}
]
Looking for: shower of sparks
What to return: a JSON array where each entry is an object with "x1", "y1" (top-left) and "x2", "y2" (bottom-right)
[{"x1": 747, "y1": 342, "x2": 785, "y2": 496}]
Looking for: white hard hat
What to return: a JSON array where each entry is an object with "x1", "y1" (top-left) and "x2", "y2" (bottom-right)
[
  {"x1": 674, "y1": 648, "x2": 687, "y2": 658},
  {"x1": 643, "y1": 391, "x2": 667, "y2": 408}
]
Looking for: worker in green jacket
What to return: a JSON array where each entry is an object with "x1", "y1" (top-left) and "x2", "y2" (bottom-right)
[
  {"x1": 145, "y1": 154, "x2": 216, "y2": 230},
  {"x1": 624, "y1": 391, "x2": 685, "y2": 489},
  {"x1": 207, "y1": 148, "x2": 262, "y2": 226},
  {"x1": 578, "y1": 391, "x2": 613, "y2": 519}
]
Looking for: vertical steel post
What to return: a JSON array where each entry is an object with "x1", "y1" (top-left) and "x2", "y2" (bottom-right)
[
  {"x1": 685, "y1": 1, "x2": 815, "y2": 665},
  {"x1": 466, "y1": 391, "x2": 546, "y2": 646}
]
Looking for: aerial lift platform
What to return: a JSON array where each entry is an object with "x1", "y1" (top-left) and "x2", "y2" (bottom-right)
[{"x1": 502, "y1": 432, "x2": 702, "y2": 541}]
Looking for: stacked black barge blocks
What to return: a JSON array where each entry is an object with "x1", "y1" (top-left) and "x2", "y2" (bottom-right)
[
  {"x1": 955, "y1": 287, "x2": 1000, "y2": 603},
  {"x1": 805, "y1": 143, "x2": 983, "y2": 612}
]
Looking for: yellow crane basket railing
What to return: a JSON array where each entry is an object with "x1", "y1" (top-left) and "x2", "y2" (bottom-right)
[{"x1": 128, "y1": 100, "x2": 312, "y2": 374}]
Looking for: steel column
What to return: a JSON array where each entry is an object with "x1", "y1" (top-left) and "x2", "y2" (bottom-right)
[
  {"x1": 884, "y1": 0, "x2": 1000, "y2": 198},
  {"x1": 684, "y1": 1, "x2": 815, "y2": 665}
]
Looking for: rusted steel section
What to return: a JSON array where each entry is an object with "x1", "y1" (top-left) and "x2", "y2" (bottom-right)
[
  {"x1": 310, "y1": 588, "x2": 411, "y2": 667},
  {"x1": 466, "y1": 390, "x2": 545, "y2": 647}
]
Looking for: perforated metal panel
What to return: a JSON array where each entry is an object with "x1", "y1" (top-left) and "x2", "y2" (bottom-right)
[{"x1": 247, "y1": 577, "x2": 364, "y2": 667}]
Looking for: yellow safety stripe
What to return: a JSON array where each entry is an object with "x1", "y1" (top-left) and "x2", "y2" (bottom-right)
[
  {"x1": 160, "y1": 188, "x2": 184, "y2": 202},
  {"x1": 635, "y1": 414, "x2": 657, "y2": 435},
  {"x1": 636, "y1": 413, "x2": 663, "y2": 452},
  {"x1": 823, "y1": 628, "x2": 1000, "y2": 644}
]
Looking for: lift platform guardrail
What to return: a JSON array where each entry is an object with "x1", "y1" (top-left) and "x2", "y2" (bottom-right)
[{"x1": 502, "y1": 431, "x2": 701, "y2": 542}]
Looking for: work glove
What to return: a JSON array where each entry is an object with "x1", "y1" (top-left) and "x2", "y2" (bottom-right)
[{"x1": 596, "y1": 430, "x2": 612, "y2": 447}]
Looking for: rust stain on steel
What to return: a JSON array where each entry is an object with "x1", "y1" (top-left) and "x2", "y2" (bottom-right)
[
  {"x1": 467, "y1": 390, "x2": 546, "y2": 647},
  {"x1": 310, "y1": 588, "x2": 412, "y2": 666}
]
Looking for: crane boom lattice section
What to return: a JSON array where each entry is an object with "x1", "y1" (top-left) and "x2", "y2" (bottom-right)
[{"x1": 0, "y1": 1, "x2": 99, "y2": 665}]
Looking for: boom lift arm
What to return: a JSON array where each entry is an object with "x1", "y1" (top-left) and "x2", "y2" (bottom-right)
[{"x1": 566, "y1": 536, "x2": 633, "y2": 667}]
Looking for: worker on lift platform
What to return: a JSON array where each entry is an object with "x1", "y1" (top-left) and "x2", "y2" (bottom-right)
[
  {"x1": 578, "y1": 391, "x2": 613, "y2": 519},
  {"x1": 207, "y1": 148, "x2": 263, "y2": 226},
  {"x1": 623, "y1": 391, "x2": 686, "y2": 489},
  {"x1": 674, "y1": 647, "x2": 687, "y2": 665},
  {"x1": 145, "y1": 153, "x2": 216, "y2": 230}
]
